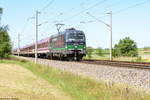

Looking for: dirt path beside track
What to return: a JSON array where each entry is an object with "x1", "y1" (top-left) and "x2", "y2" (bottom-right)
[{"x1": 0, "y1": 64, "x2": 73, "y2": 100}]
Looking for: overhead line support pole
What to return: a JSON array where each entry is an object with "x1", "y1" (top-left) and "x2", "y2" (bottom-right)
[
  {"x1": 0, "y1": 16, "x2": 1, "y2": 26},
  {"x1": 35, "y1": 11, "x2": 40, "y2": 64},
  {"x1": 18, "y1": 34, "x2": 20, "y2": 56},
  {"x1": 86, "y1": 11, "x2": 113, "y2": 61},
  {"x1": 109, "y1": 11, "x2": 112, "y2": 61},
  {"x1": 0, "y1": 8, "x2": 2, "y2": 26}
]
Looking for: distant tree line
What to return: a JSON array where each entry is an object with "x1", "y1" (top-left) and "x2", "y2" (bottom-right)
[
  {"x1": 86, "y1": 37, "x2": 138, "y2": 59},
  {"x1": 143, "y1": 47, "x2": 150, "y2": 51},
  {"x1": 86, "y1": 47, "x2": 104, "y2": 59}
]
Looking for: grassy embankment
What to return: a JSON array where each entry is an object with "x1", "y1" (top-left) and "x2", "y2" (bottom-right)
[
  {"x1": 0, "y1": 63, "x2": 72, "y2": 100},
  {"x1": 0, "y1": 58, "x2": 150, "y2": 100}
]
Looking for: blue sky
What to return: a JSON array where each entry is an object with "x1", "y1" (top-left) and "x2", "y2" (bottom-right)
[{"x1": 0, "y1": 0, "x2": 150, "y2": 49}]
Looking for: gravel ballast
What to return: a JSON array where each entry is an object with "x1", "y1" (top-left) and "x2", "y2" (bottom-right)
[{"x1": 19, "y1": 57, "x2": 150, "y2": 92}]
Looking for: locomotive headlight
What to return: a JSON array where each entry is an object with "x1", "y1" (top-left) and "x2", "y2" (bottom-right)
[
  {"x1": 75, "y1": 46, "x2": 77, "y2": 48},
  {"x1": 65, "y1": 45, "x2": 68, "y2": 48}
]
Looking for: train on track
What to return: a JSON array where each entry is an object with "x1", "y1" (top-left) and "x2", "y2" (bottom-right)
[{"x1": 13, "y1": 28, "x2": 86, "y2": 61}]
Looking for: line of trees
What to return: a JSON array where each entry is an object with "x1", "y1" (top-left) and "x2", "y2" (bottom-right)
[
  {"x1": 0, "y1": 8, "x2": 12, "y2": 58},
  {"x1": 86, "y1": 47, "x2": 104, "y2": 59},
  {"x1": 86, "y1": 37, "x2": 138, "y2": 59}
]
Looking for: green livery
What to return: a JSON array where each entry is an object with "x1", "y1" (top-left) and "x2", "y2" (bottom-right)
[{"x1": 49, "y1": 28, "x2": 86, "y2": 61}]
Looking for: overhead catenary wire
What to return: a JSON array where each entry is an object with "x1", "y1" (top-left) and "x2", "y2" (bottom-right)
[
  {"x1": 20, "y1": 16, "x2": 35, "y2": 34},
  {"x1": 40, "y1": 0, "x2": 90, "y2": 25},
  {"x1": 20, "y1": 20, "x2": 28, "y2": 35},
  {"x1": 43, "y1": 12, "x2": 64, "y2": 24},
  {"x1": 40, "y1": 0, "x2": 89, "y2": 25},
  {"x1": 21, "y1": 0, "x2": 150, "y2": 35},
  {"x1": 86, "y1": 12, "x2": 110, "y2": 27},
  {"x1": 42, "y1": 0, "x2": 119, "y2": 27},
  {"x1": 20, "y1": 0, "x2": 55, "y2": 38},
  {"x1": 33, "y1": 0, "x2": 58, "y2": 30},
  {"x1": 65, "y1": 0, "x2": 94, "y2": 15},
  {"x1": 21, "y1": 0, "x2": 55, "y2": 32},
  {"x1": 16, "y1": 0, "x2": 55, "y2": 50},
  {"x1": 113, "y1": 0, "x2": 150, "y2": 15},
  {"x1": 40, "y1": 0, "x2": 55, "y2": 12},
  {"x1": 95, "y1": 0, "x2": 122, "y2": 15},
  {"x1": 61, "y1": 0, "x2": 125, "y2": 25},
  {"x1": 19, "y1": 0, "x2": 150, "y2": 49},
  {"x1": 80, "y1": 0, "x2": 150, "y2": 25},
  {"x1": 62, "y1": 0, "x2": 109, "y2": 22},
  {"x1": 39, "y1": 0, "x2": 90, "y2": 34},
  {"x1": 58, "y1": 0, "x2": 99, "y2": 23},
  {"x1": 78, "y1": 0, "x2": 122, "y2": 24}
]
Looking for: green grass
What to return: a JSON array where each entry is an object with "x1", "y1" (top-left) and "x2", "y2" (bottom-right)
[
  {"x1": 84, "y1": 55, "x2": 150, "y2": 63},
  {"x1": 84, "y1": 48, "x2": 150, "y2": 62},
  {"x1": 0, "y1": 58, "x2": 150, "y2": 100}
]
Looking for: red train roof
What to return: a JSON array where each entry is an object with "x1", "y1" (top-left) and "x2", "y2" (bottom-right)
[{"x1": 21, "y1": 37, "x2": 50, "y2": 49}]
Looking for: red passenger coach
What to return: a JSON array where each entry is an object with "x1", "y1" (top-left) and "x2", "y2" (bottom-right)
[
  {"x1": 37, "y1": 37, "x2": 50, "y2": 54},
  {"x1": 14, "y1": 37, "x2": 50, "y2": 57}
]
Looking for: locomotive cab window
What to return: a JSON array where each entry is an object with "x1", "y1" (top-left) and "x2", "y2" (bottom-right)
[{"x1": 66, "y1": 32, "x2": 85, "y2": 42}]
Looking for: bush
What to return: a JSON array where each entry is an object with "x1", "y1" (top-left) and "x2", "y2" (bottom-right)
[
  {"x1": 113, "y1": 37, "x2": 138, "y2": 57},
  {"x1": 86, "y1": 47, "x2": 93, "y2": 59},
  {"x1": 0, "y1": 26, "x2": 12, "y2": 58},
  {"x1": 95, "y1": 47, "x2": 103, "y2": 56},
  {"x1": 135, "y1": 56, "x2": 142, "y2": 62}
]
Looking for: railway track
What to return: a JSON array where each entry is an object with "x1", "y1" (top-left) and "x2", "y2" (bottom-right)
[
  {"x1": 81, "y1": 60, "x2": 150, "y2": 69},
  {"x1": 16, "y1": 56, "x2": 150, "y2": 70}
]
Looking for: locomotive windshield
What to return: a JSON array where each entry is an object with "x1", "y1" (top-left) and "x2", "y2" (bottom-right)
[{"x1": 66, "y1": 32, "x2": 85, "y2": 42}]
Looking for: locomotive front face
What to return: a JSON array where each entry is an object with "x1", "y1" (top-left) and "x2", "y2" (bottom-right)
[
  {"x1": 48, "y1": 28, "x2": 86, "y2": 61},
  {"x1": 65, "y1": 30, "x2": 86, "y2": 55}
]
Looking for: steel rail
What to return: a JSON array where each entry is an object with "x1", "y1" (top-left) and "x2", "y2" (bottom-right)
[{"x1": 81, "y1": 60, "x2": 150, "y2": 69}]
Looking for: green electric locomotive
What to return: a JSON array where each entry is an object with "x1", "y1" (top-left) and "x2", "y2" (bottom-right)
[{"x1": 49, "y1": 28, "x2": 86, "y2": 61}]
